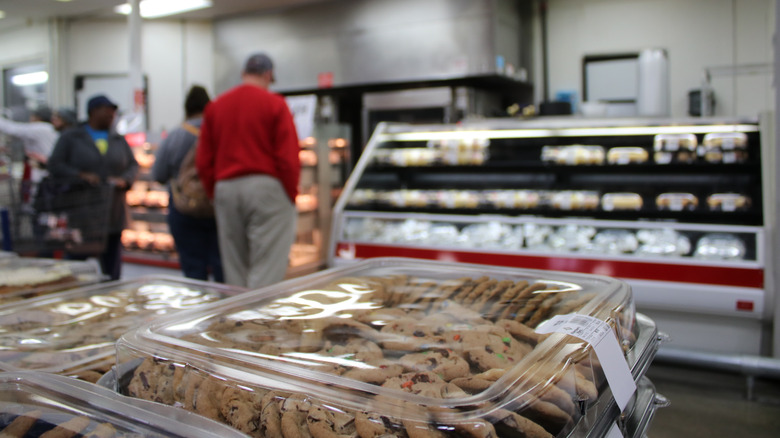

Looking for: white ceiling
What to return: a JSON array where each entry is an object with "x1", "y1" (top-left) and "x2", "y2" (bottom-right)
[{"x1": 0, "y1": 0, "x2": 335, "y2": 22}]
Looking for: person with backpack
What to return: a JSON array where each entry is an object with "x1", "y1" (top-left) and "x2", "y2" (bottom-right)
[{"x1": 152, "y1": 85, "x2": 223, "y2": 282}]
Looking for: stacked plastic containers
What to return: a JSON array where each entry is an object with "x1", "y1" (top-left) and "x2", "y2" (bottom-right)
[
  {"x1": 106, "y1": 257, "x2": 665, "y2": 437},
  {"x1": 0, "y1": 371, "x2": 249, "y2": 437},
  {"x1": 0, "y1": 276, "x2": 247, "y2": 382}
]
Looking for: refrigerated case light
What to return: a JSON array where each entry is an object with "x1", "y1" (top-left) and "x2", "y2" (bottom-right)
[{"x1": 379, "y1": 124, "x2": 759, "y2": 142}]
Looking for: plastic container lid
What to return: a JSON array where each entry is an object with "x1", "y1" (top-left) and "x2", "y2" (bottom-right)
[
  {"x1": 0, "y1": 275, "x2": 246, "y2": 380},
  {"x1": 115, "y1": 257, "x2": 641, "y2": 437},
  {"x1": 653, "y1": 133, "x2": 697, "y2": 151},
  {"x1": 0, "y1": 257, "x2": 104, "y2": 305},
  {"x1": 0, "y1": 371, "x2": 249, "y2": 438},
  {"x1": 702, "y1": 132, "x2": 747, "y2": 150}
]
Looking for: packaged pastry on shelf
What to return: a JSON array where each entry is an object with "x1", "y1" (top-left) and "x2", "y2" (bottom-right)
[
  {"x1": 152, "y1": 233, "x2": 175, "y2": 252},
  {"x1": 0, "y1": 258, "x2": 102, "y2": 304},
  {"x1": 347, "y1": 188, "x2": 378, "y2": 206},
  {"x1": 542, "y1": 145, "x2": 605, "y2": 165},
  {"x1": 546, "y1": 225, "x2": 597, "y2": 252},
  {"x1": 700, "y1": 132, "x2": 748, "y2": 163},
  {"x1": 383, "y1": 189, "x2": 432, "y2": 208},
  {"x1": 583, "y1": 229, "x2": 639, "y2": 255},
  {"x1": 656, "y1": 193, "x2": 699, "y2": 211},
  {"x1": 0, "y1": 276, "x2": 246, "y2": 383},
  {"x1": 436, "y1": 138, "x2": 490, "y2": 165},
  {"x1": 706, "y1": 193, "x2": 751, "y2": 212},
  {"x1": 458, "y1": 221, "x2": 515, "y2": 249},
  {"x1": 120, "y1": 229, "x2": 138, "y2": 248},
  {"x1": 433, "y1": 189, "x2": 481, "y2": 209},
  {"x1": 693, "y1": 233, "x2": 746, "y2": 261},
  {"x1": 653, "y1": 134, "x2": 697, "y2": 164},
  {"x1": 0, "y1": 371, "x2": 247, "y2": 438},
  {"x1": 485, "y1": 190, "x2": 541, "y2": 209},
  {"x1": 389, "y1": 148, "x2": 440, "y2": 167},
  {"x1": 549, "y1": 191, "x2": 600, "y2": 210},
  {"x1": 601, "y1": 192, "x2": 643, "y2": 211},
  {"x1": 636, "y1": 229, "x2": 691, "y2": 257},
  {"x1": 112, "y1": 257, "x2": 659, "y2": 438},
  {"x1": 299, "y1": 149, "x2": 318, "y2": 166},
  {"x1": 607, "y1": 147, "x2": 649, "y2": 165}
]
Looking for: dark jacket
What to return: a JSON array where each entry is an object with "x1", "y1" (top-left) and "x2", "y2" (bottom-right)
[{"x1": 48, "y1": 123, "x2": 138, "y2": 233}]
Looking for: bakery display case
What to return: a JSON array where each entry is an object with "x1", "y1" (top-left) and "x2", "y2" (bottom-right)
[
  {"x1": 0, "y1": 275, "x2": 246, "y2": 383},
  {"x1": 109, "y1": 257, "x2": 662, "y2": 437},
  {"x1": 329, "y1": 116, "x2": 774, "y2": 355},
  {"x1": 123, "y1": 123, "x2": 351, "y2": 275},
  {"x1": 0, "y1": 371, "x2": 248, "y2": 438}
]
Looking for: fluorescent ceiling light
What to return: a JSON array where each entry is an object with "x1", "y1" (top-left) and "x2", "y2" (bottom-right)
[
  {"x1": 115, "y1": 0, "x2": 212, "y2": 19},
  {"x1": 11, "y1": 71, "x2": 49, "y2": 86},
  {"x1": 0, "y1": 10, "x2": 5, "y2": 19}
]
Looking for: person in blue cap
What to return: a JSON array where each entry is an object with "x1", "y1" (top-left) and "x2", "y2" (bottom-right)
[{"x1": 47, "y1": 94, "x2": 138, "y2": 280}]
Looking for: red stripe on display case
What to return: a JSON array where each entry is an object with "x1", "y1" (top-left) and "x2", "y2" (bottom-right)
[{"x1": 334, "y1": 243, "x2": 764, "y2": 288}]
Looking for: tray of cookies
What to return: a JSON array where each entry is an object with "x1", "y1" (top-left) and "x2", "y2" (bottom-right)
[
  {"x1": 0, "y1": 257, "x2": 104, "y2": 305},
  {"x1": 0, "y1": 275, "x2": 247, "y2": 382},
  {"x1": 110, "y1": 257, "x2": 660, "y2": 438},
  {"x1": 0, "y1": 371, "x2": 249, "y2": 437}
]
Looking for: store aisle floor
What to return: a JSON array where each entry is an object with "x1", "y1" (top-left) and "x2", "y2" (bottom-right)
[{"x1": 646, "y1": 361, "x2": 780, "y2": 437}]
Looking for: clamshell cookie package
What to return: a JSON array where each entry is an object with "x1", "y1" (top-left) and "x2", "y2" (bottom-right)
[{"x1": 114, "y1": 258, "x2": 644, "y2": 438}]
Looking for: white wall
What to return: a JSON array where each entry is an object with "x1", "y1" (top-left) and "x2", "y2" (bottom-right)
[
  {"x1": 533, "y1": 0, "x2": 775, "y2": 118},
  {"x1": 66, "y1": 18, "x2": 215, "y2": 133},
  {"x1": 0, "y1": 20, "x2": 53, "y2": 107}
]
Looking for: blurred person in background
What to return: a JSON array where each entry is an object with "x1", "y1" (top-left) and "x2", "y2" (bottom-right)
[
  {"x1": 47, "y1": 94, "x2": 138, "y2": 280},
  {"x1": 0, "y1": 105, "x2": 58, "y2": 181},
  {"x1": 152, "y1": 85, "x2": 223, "y2": 282},
  {"x1": 52, "y1": 107, "x2": 78, "y2": 133},
  {"x1": 196, "y1": 52, "x2": 300, "y2": 289}
]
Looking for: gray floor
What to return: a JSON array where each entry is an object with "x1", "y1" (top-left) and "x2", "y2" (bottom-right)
[
  {"x1": 645, "y1": 362, "x2": 780, "y2": 437},
  {"x1": 121, "y1": 262, "x2": 780, "y2": 437}
]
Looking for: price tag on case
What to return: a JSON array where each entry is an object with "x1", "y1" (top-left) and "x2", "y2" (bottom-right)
[{"x1": 536, "y1": 314, "x2": 636, "y2": 411}]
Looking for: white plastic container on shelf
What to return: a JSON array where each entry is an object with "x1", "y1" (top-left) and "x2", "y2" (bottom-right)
[
  {"x1": 108, "y1": 257, "x2": 661, "y2": 438},
  {"x1": 637, "y1": 48, "x2": 670, "y2": 117}
]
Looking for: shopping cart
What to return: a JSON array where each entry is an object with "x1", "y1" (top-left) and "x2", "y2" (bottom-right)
[{"x1": 1, "y1": 174, "x2": 113, "y2": 256}]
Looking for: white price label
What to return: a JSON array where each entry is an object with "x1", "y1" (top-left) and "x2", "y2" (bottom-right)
[{"x1": 536, "y1": 314, "x2": 636, "y2": 410}]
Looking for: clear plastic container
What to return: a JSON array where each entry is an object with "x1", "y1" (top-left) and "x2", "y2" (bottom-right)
[
  {"x1": 655, "y1": 193, "x2": 698, "y2": 211},
  {"x1": 700, "y1": 132, "x2": 748, "y2": 164},
  {"x1": 706, "y1": 193, "x2": 751, "y2": 212},
  {"x1": 113, "y1": 258, "x2": 650, "y2": 438},
  {"x1": 653, "y1": 134, "x2": 697, "y2": 164},
  {"x1": 0, "y1": 275, "x2": 246, "y2": 382},
  {"x1": 542, "y1": 145, "x2": 605, "y2": 165},
  {"x1": 694, "y1": 233, "x2": 746, "y2": 261},
  {"x1": 606, "y1": 147, "x2": 649, "y2": 165},
  {"x1": 0, "y1": 257, "x2": 103, "y2": 305},
  {"x1": 601, "y1": 193, "x2": 643, "y2": 211},
  {"x1": 0, "y1": 371, "x2": 249, "y2": 438}
]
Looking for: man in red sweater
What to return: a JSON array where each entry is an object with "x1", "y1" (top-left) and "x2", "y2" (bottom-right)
[{"x1": 196, "y1": 53, "x2": 300, "y2": 288}]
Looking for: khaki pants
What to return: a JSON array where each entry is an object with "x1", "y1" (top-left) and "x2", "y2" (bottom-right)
[{"x1": 214, "y1": 174, "x2": 296, "y2": 289}]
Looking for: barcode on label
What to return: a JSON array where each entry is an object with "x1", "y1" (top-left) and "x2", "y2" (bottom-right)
[{"x1": 570, "y1": 315, "x2": 591, "y2": 326}]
